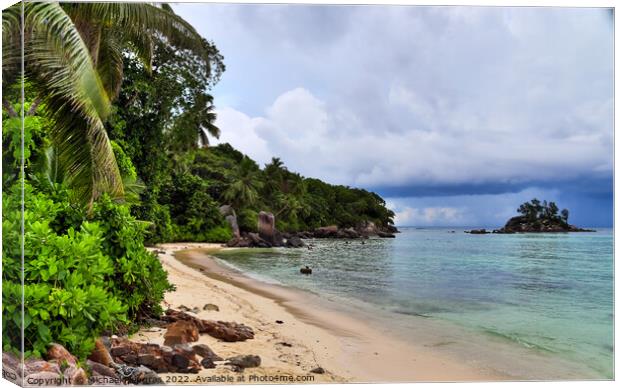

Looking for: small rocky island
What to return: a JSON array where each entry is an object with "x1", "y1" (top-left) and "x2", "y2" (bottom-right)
[{"x1": 467, "y1": 199, "x2": 595, "y2": 234}]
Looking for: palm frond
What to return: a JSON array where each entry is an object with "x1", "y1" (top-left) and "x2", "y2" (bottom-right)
[
  {"x1": 198, "y1": 128, "x2": 210, "y2": 148},
  {"x1": 40, "y1": 146, "x2": 63, "y2": 187},
  {"x1": 123, "y1": 29, "x2": 154, "y2": 74},
  {"x1": 95, "y1": 27, "x2": 125, "y2": 100},
  {"x1": 113, "y1": 175, "x2": 146, "y2": 206},
  {"x1": 62, "y1": 3, "x2": 207, "y2": 58},
  {"x1": 15, "y1": 2, "x2": 123, "y2": 207},
  {"x1": 25, "y1": 2, "x2": 110, "y2": 118},
  {"x1": 202, "y1": 122, "x2": 220, "y2": 139},
  {"x1": 2, "y1": 4, "x2": 22, "y2": 88}
]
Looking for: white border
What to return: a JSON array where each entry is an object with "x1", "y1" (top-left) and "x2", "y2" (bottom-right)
[{"x1": 0, "y1": 1, "x2": 615, "y2": 388}]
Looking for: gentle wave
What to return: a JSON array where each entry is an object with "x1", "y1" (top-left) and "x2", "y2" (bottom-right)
[{"x1": 480, "y1": 327, "x2": 559, "y2": 354}]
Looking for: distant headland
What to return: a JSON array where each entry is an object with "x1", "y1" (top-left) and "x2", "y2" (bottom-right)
[{"x1": 467, "y1": 199, "x2": 595, "y2": 234}]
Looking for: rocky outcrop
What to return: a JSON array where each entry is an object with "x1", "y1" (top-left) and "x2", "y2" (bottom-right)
[
  {"x1": 286, "y1": 236, "x2": 305, "y2": 248},
  {"x1": 493, "y1": 216, "x2": 595, "y2": 234},
  {"x1": 88, "y1": 338, "x2": 114, "y2": 366},
  {"x1": 247, "y1": 232, "x2": 272, "y2": 247},
  {"x1": 24, "y1": 359, "x2": 62, "y2": 376},
  {"x1": 64, "y1": 366, "x2": 88, "y2": 385},
  {"x1": 226, "y1": 355, "x2": 261, "y2": 372},
  {"x1": 87, "y1": 360, "x2": 117, "y2": 379},
  {"x1": 465, "y1": 229, "x2": 491, "y2": 234},
  {"x1": 163, "y1": 320, "x2": 200, "y2": 346},
  {"x1": 219, "y1": 205, "x2": 240, "y2": 238},
  {"x1": 226, "y1": 236, "x2": 251, "y2": 248},
  {"x1": 163, "y1": 309, "x2": 254, "y2": 342},
  {"x1": 341, "y1": 227, "x2": 361, "y2": 238},
  {"x1": 3, "y1": 336, "x2": 238, "y2": 386},
  {"x1": 257, "y1": 211, "x2": 284, "y2": 246},
  {"x1": 295, "y1": 231, "x2": 314, "y2": 239},
  {"x1": 314, "y1": 225, "x2": 339, "y2": 238},
  {"x1": 227, "y1": 213, "x2": 399, "y2": 247},
  {"x1": 110, "y1": 337, "x2": 201, "y2": 374},
  {"x1": 357, "y1": 220, "x2": 379, "y2": 236},
  {"x1": 226, "y1": 234, "x2": 263, "y2": 248},
  {"x1": 383, "y1": 224, "x2": 399, "y2": 234},
  {"x1": 257, "y1": 211, "x2": 275, "y2": 238},
  {"x1": 227, "y1": 231, "x2": 305, "y2": 249},
  {"x1": 3, "y1": 344, "x2": 106, "y2": 386},
  {"x1": 46, "y1": 343, "x2": 78, "y2": 365},
  {"x1": 306, "y1": 222, "x2": 398, "y2": 239},
  {"x1": 192, "y1": 344, "x2": 222, "y2": 362}
]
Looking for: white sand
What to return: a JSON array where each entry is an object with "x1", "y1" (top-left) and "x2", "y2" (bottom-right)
[{"x1": 133, "y1": 243, "x2": 504, "y2": 383}]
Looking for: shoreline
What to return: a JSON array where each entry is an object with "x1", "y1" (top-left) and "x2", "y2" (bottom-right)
[
  {"x1": 142, "y1": 243, "x2": 504, "y2": 382},
  {"x1": 141, "y1": 242, "x2": 603, "y2": 383}
]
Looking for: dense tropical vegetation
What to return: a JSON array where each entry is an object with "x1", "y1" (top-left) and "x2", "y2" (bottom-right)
[
  {"x1": 2, "y1": 2, "x2": 394, "y2": 359},
  {"x1": 517, "y1": 198, "x2": 569, "y2": 225}
]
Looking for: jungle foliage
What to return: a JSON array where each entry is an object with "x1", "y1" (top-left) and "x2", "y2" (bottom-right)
[
  {"x1": 187, "y1": 145, "x2": 396, "y2": 234},
  {"x1": 2, "y1": 108, "x2": 173, "y2": 359},
  {"x1": 1, "y1": 2, "x2": 393, "y2": 360}
]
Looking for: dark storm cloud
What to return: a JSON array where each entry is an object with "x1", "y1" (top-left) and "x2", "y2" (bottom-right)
[
  {"x1": 372, "y1": 176, "x2": 613, "y2": 198},
  {"x1": 174, "y1": 4, "x2": 613, "y2": 226}
]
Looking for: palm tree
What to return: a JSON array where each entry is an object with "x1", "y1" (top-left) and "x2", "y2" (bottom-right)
[
  {"x1": 62, "y1": 2, "x2": 209, "y2": 101},
  {"x1": 223, "y1": 157, "x2": 263, "y2": 209},
  {"x1": 274, "y1": 175, "x2": 310, "y2": 220},
  {"x1": 172, "y1": 93, "x2": 221, "y2": 150},
  {"x1": 196, "y1": 95, "x2": 220, "y2": 148},
  {"x1": 2, "y1": 2, "x2": 208, "y2": 208},
  {"x1": 263, "y1": 157, "x2": 286, "y2": 195}
]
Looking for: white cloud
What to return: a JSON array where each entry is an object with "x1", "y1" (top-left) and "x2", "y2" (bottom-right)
[
  {"x1": 393, "y1": 206, "x2": 466, "y2": 226},
  {"x1": 215, "y1": 107, "x2": 271, "y2": 166},
  {"x1": 215, "y1": 86, "x2": 612, "y2": 188},
  {"x1": 178, "y1": 4, "x2": 613, "y2": 225}
]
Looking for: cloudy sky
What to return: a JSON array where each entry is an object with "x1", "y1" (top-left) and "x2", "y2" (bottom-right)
[{"x1": 173, "y1": 4, "x2": 613, "y2": 227}]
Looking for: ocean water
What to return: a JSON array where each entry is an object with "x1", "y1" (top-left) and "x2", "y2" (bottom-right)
[{"x1": 212, "y1": 227, "x2": 614, "y2": 378}]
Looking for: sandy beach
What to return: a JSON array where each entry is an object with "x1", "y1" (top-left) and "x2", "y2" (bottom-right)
[{"x1": 132, "y1": 243, "x2": 507, "y2": 383}]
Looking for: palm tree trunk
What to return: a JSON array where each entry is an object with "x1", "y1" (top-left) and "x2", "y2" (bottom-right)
[
  {"x1": 27, "y1": 97, "x2": 42, "y2": 116},
  {"x1": 2, "y1": 98, "x2": 18, "y2": 118}
]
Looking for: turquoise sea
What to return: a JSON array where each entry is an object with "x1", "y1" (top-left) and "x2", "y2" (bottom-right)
[{"x1": 212, "y1": 227, "x2": 614, "y2": 378}]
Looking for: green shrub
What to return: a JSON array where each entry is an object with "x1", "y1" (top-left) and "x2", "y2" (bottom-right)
[
  {"x1": 131, "y1": 188, "x2": 174, "y2": 244},
  {"x1": 203, "y1": 225, "x2": 233, "y2": 242},
  {"x1": 110, "y1": 140, "x2": 137, "y2": 181},
  {"x1": 159, "y1": 172, "x2": 228, "y2": 241},
  {"x1": 2, "y1": 185, "x2": 126, "y2": 359},
  {"x1": 2, "y1": 84, "x2": 50, "y2": 184},
  {"x1": 145, "y1": 202, "x2": 174, "y2": 244},
  {"x1": 90, "y1": 195, "x2": 174, "y2": 320},
  {"x1": 2, "y1": 184, "x2": 174, "y2": 359},
  {"x1": 237, "y1": 208, "x2": 258, "y2": 232}
]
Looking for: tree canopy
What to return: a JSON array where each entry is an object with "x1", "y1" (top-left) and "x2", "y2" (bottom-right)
[
  {"x1": 2, "y1": 2, "x2": 211, "y2": 207},
  {"x1": 517, "y1": 198, "x2": 569, "y2": 224}
]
